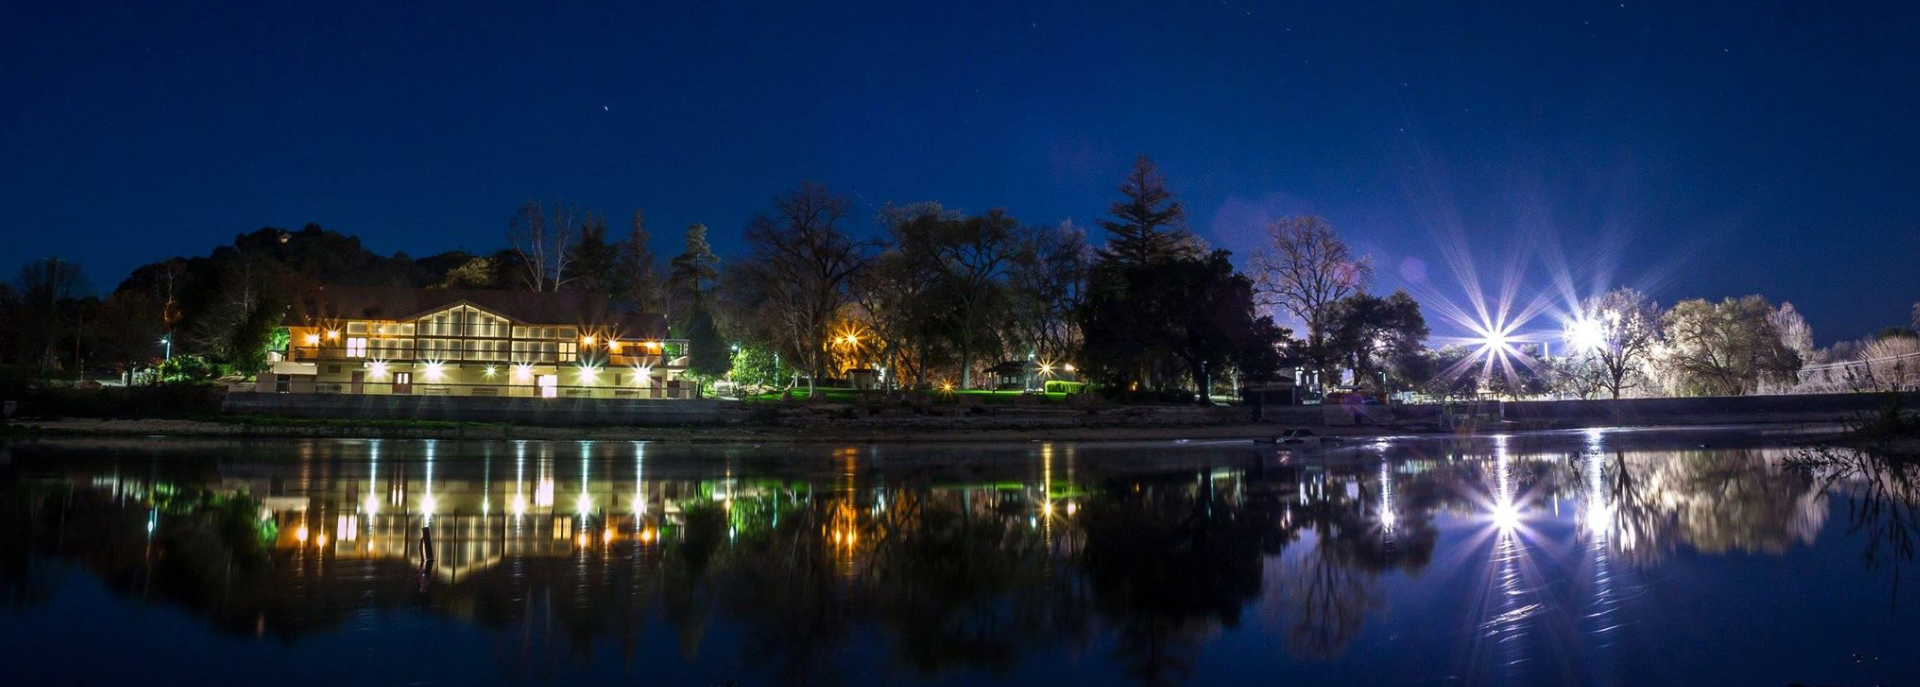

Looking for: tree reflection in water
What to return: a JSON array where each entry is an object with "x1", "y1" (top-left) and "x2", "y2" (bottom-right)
[
  {"x1": 1079, "y1": 474, "x2": 1272, "y2": 685},
  {"x1": 0, "y1": 435, "x2": 1909, "y2": 685},
  {"x1": 1787, "y1": 445, "x2": 1920, "y2": 606},
  {"x1": 1585, "y1": 448, "x2": 1827, "y2": 568}
]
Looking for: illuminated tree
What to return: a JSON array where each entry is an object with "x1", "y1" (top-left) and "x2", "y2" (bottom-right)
[
  {"x1": 1855, "y1": 335, "x2": 1920, "y2": 391},
  {"x1": 1654, "y1": 295, "x2": 1802, "y2": 396},
  {"x1": 434, "y1": 255, "x2": 498, "y2": 289},
  {"x1": 1545, "y1": 354, "x2": 1609, "y2": 399},
  {"x1": 1566, "y1": 286, "x2": 1662, "y2": 399},
  {"x1": 1770, "y1": 301, "x2": 1815, "y2": 360}
]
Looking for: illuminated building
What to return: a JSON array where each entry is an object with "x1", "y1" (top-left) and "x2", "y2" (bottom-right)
[{"x1": 262, "y1": 287, "x2": 693, "y2": 399}]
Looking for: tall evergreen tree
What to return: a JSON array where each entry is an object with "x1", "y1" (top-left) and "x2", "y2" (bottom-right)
[
  {"x1": 567, "y1": 215, "x2": 620, "y2": 296},
  {"x1": 616, "y1": 210, "x2": 660, "y2": 311},
  {"x1": 667, "y1": 224, "x2": 721, "y2": 330},
  {"x1": 1096, "y1": 156, "x2": 1194, "y2": 267},
  {"x1": 1082, "y1": 156, "x2": 1208, "y2": 393}
]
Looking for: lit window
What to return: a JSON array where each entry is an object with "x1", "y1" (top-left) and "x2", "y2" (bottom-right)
[{"x1": 346, "y1": 337, "x2": 368, "y2": 358}]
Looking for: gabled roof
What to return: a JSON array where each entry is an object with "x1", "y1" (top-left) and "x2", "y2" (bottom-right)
[{"x1": 286, "y1": 286, "x2": 668, "y2": 339}]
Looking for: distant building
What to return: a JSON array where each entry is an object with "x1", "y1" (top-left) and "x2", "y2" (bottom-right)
[
  {"x1": 987, "y1": 359, "x2": 1080, "y2": 392},
  {"x1": 259, "y1": 286, "x2": 692, "y2": 399}
]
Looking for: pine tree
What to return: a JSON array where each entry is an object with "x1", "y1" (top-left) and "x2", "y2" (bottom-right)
[
  {"x1": 616, "y1": 210, "x2": 660, "y2": 311},
  {"x1": 568, "y1": 215, "x2": 619, "y2": 296},
  {"x1": 666, "y1": 224, "x2": 720, "y2": 329},
  {"x1": 1096, "y1": 156, "x2": 1192, "y2": 267}
]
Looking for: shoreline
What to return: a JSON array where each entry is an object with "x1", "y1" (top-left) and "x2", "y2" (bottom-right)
[{"x1": 0, "y1": 414, "x2": 1860, "y2": 445}]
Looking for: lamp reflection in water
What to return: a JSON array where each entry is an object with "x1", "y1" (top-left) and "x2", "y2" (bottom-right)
[
  {"x1": 1377, "y1": 460, "x2": 1397, "y2": 533},
  {"x1": 636, "y1": 443, "x2": 657, "y2": 546},
  {"x1": 511, "y1": 441, "x2": 528, "y2": 519},
  {"x1": 1581, "y1": 428, "x2": 1627, "y2": 646},
  {"x1": 421, "y1": 440, "x2": 437, "y2": 526},
  {"x1": 1467, "y1": 434, "x2": 1547, "y2": 682}
]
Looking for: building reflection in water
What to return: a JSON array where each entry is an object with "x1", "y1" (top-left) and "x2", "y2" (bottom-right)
[{"x1": 0, "y1": 433, "x2": 1906, "y2": 685}]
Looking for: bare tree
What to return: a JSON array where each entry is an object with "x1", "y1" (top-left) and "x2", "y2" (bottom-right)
[
  {"x1": 13, "y1": 257, "x2": 89, "y2": 368},
  {"x1": 1249, "y1": 216, "x2": 1371, "y2": 382},
  {"x1": 740, "y1": 182, "x2": 872, "y2": 397},
  {"x1": 859, "y1": 202, "x2": 959, "y2": 390},
  {"x1": 1009, "y1": 220, "x2": 1092, "y2": 367},
  {"x1": 936, "y1": 209, "x2": 1018, "y2": 388},
  {"x1": 1572, "y1": 287, "x2": 1663, "y2": 399},
  {"x1": 508, "y1": 200, "x2": 588, "y2": 292},
  {"x1": 1857, "y1": 336, "x2": 1920, "y2": 391}
]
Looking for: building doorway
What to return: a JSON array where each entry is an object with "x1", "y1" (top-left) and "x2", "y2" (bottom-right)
[
  {"x1": 538, "y1": 374, "x2": 558, "y2": 399},
  {"x1": 393, "y1": 372, "x2": 413, "y2": 395},
  {"x1": 350, "y1": 371, "x2": 364, "y2": 394}
]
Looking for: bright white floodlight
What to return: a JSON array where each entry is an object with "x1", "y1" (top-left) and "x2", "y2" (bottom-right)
[
  {"x1": 1473, "y1": 324, "x2": 1518, "y2": 356},
  {"x1": 1564, "y1": 316, "x2": 1606, "y2": 354}
]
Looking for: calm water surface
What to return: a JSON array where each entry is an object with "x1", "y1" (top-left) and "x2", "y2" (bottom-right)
[{"x1": 1, "y1": 427, "x2": 1915, "y2": 686}]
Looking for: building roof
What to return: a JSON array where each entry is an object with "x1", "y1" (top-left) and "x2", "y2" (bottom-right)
[{"x1": 286, "y1": 285, "x2": 669, "y2": 339}]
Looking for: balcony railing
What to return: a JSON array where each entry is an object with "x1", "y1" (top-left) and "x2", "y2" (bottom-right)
[
  {"x1": 294, "y1": 379, "x2": 698, "y2": 400},
  {"x1": 290, "y1": 345, "x2": 690, "y2": 368}
]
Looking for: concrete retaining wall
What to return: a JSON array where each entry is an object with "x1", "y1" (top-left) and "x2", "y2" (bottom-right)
[
  {"x1": 1501, "y1": 392, "x2": 1920, "y2": 426},
  {"x1": 223, "y1": 391, "x2": 736, "y2": 426}
]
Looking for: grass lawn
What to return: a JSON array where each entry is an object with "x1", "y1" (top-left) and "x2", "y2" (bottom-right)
[{"x1": 743, "y1": 388, "x2": 1073, "y2": 404}]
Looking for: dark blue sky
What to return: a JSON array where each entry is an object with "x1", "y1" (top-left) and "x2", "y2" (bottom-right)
[{"x1": 4, "y1": 1, "x2": 1916, "y2": 342}]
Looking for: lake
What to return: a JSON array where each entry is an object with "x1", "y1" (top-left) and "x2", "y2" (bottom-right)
[{"x1": 1, "y1": 426, "x2": 1914, "y2": 686}]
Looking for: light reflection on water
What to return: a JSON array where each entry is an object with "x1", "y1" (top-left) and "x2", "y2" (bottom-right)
[{"x1": 0, "y1": 428, "x2": 1914, "y2": 686}]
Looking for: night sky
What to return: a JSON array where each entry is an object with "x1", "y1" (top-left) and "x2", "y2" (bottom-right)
[{"x1": 4, "y1": 1, "x2": 1916, "y2": 342}]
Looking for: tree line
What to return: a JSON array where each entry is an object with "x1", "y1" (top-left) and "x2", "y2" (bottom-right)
[{"x1": 4, "y1": 156, "x2": 1916, "y2": 401}]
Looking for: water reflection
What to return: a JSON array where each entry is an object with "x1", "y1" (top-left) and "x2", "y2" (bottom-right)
[
  {"x1": 1788, "y1": 444, "x2": 1920, "y2": 607},
  {"x1": 0, "y1": 433, "x2": 1912, "y2": 685}
]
